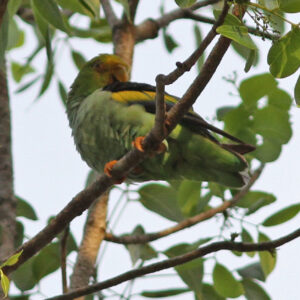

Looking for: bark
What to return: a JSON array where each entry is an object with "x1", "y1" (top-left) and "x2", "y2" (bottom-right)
[{"x1": 0, "y1": 62, "x2": 17, "y2": 260}]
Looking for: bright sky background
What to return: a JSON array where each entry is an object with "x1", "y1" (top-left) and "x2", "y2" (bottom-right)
[{"x1": 7, "y1": 1, "x2": 300, "y2": 299}]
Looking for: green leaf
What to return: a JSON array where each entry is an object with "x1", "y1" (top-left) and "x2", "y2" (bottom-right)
[
  {"x1": 237, "y1": 262, "x2": 266, "y2": 282},
  {"x1": 239, "y1": 73, "x2": 277, "y2": 108},
  {"x1": 268, "y1": 27, "x2": 300, "y2": 78},
  {"x1": 38, "y1": 62, "x2": 54, "y2": 98},
  {"x1": 32, "y1": 243, "x2": 61, "y2": 281},
  {"x1": 11, "y1": 295, "x2": 31, "y2": 300},
  {"x1": 6, "y1": 18, "x2": 25, "y2": 50},
  {"x1": 15, "y1": 221, "x2": 24, "y2": 247},
  {"x1": 242, "y1": 279, "x2": 271, "y2": 300},
  {"x1": 268, "y1": 88, "x2": 292, "y2": 111},
  {"x1": 294, "y1": 75, "x2": 300, "y2": 106},
  {"x1": 177, "y1": 180, "x2": 201, "y2": 217},
  {"x1": 141, "y1": 288, "x2": 190, "y2": 298},
  {"x1": 254, "y1": 138, "x2": 282, "y2": 163},
  {"x1": 1, "y1": 250, "x2": 23, "y2": 268},
  {"x1": 79, "y1": 0, "x2": 100, "y2": 18},
  {"x1": 279, "y1": 0, "x2": 300, "y2": 13},
  {"x1": 138, "y1": 184, "x2": 184, "y2": 222},
  {"x1": 193, "y1": 24, "x2": 204, "y2": 71},
  {"x1": 214, "y1": 10, "x2": 242, "y2": 26},
  {"x1": 32, "y1": 0, "x2": 69, "y2": 33},
  {"x1": 11, "y1": 62, "x2": 35, "y2": 83},
  {"x1": 118, "y1": 0, "x2": 130, "y2": 21},
  {"x1": 175, "y1": 0, "x2": 196, "y2": 8},
  {"x1": 15, "y1": 76, "x2": 41, "y2": 93},
  {"x1": 71, "y1": 50, "x2": 86, "y2": 70},
  {"x1": 163, "y1": 29, "x2": 179, "y2": 53},
  {"x1": 216, "y1": 25, "x2": 257, "y2": 49},
  {"x1": 202, "y1": 283, "x2": 225, "y2": 300},
  {"x1": 216, "y1": 106, "x2": 235, "y2": 121},
  {"x1": 262, "y1": 203, "x2": 300, "y2": 226},
  {"x1": 126, "y1": 226, "x2": 157, "y2": 265},
  {"x1": 244, "y1": 49, "x2": 257, "y2": 73},
  {"x1": 258, "y1": 233, "x2": 276, "y2": 278},
  {"x1": 0, "y1": 270, "x2": 10, "y2": 297},
  {"x1": 242, "y1": 228, "x2": 255, "y2": 257},
  {"x1": 16, "y1": 196, "x2": 38, "y2": 220},
  {"x1": 58, "y1": 0, "x2": 93, "y2": 17},
  {"x1": 213, "y1": 263, "x2": 244, "y2": 298},
  {"x1": 7, "y1": 0, "x2": 22, "y2": 17},
  {"x1": 11, "y1": 260, "x2": 36, "y2": 291},
  {"x1": 58, "y1": 81, "x2": 67, "y2": 106},
  {"x1": 237, "y1": 191, "x2": 276, "y2": 215},
  {"x1": 175, "y1": 259, "x2": 203, "y2": 296}
]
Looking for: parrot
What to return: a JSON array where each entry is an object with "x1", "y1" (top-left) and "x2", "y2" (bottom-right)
[{"x1": 66, "y1": 54, "x2": 255, "y2": 187}]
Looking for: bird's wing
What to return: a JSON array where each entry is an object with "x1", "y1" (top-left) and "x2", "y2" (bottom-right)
[{"x1": 103, "y1": 82, "x2": 255, "y2": 153}]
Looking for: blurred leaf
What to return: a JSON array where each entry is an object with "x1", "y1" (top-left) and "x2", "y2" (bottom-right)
[
  {"x1": 242, "y1": 228, "x2": 255, "y2": 257},
  {"x1": 175, "y1": 259, "x2": 203, "y2": 296},
  {"x1": 58, "y1": 81, "x2": 67, "y2": 106},
  {"x1": 141, "y1": 288, "x2": 190, "y2": 298},
  {"x1": 32, "y1": 0, "x2": 69, "y2": 33},
  {"x1": 216, "y1": 25, "x2": 257, "y2": 49},
  {"x1": 208, "y1": 182, "x2": 225, "y2": 199},
  {"x1": 7, "y1": 19, "x2": 25, "y2": 50},
  {"x1": 126, "y1": 226, "x2": 157, "y2": 265},
  {"x1": 295, "y1": 75, "x2": 300, "y2": 106},
  {"x1": 0, "y1": 270, "x2": 10, "y2": 297},
  {"x1": 237, "y1": 191, "x2": 276, "y2": 215},
  {"x1": 253, "y1": 106, "x2": 292, "y2": 144},
  {"x1": 71, "y1": 50, "x2": 86, "y2": 70},
  {"x1": 12, "y1": 260, "x2": 36, "y2": 291},
  {"x1": 163, "y1": 29, "x2": 179, "y2": 53},
  {"x1": 258, "y1": 0, "x2": 279, "y2": 10},
  {"x1": 11, "y1": 62, "x2": 35, "y2": 83},
  {"x1": 38, "y1": 62, "x2": 54, "y2": 98},
  {"x1": 117, "y1": 0, "x2": 130, "y2": 21},
  {"x1": 177, "y1": 180, "x2": 201, "y2": 217},
  {"x1": 268, "y1": 88, "x2": 292, "y2": 111},
  {"x1": 239, "y1": 73, "x2": 277, "y2": 108},
  {"x1": 32, "y1": 243, "x2": 61, "y2": 281},
  {"x1": 216, "y1": 106, "x2": 235, "y2": 121},
  {"x1": 15, "y1": 221, "x2": 24, "y2": 247},
  {"x1": 0, "y1": 11, "x2": 9, "y2": 67},
  {"x1": 242, "y1": 279, "x2": 271, "y2": 300},
  {"x1": 279, "y1": 0, "x2": 300, "y2": 13},
  {"x1": 214, "y1": 10, "x2": 242, "y2": 26},
  {"x1": 164, "y1": 237, "x2": 212, "y2": 257},
  {"x1": 262, "y1": 203, "x2": 300, "y2": 226},
  {"x1": 202, "y1": 283, "x2": 225, "y2": 300},
  {"x1": 254, "y1": 138, "x2": 282, "y2": 163},
  {"x1": 193, "y1": 24, "x2": 204, "y2": 71},
  {"x1": 58, "y1": 0, "x2": 93, "y2": 17},
  {"x1": 268, "y1": 28, "x2": 300, "y2": 78},
  {"x1": 213, "y1": 263, "x2": 244, "y2": 298},
  {"x1": 237, "y1": 262, "x2": 266, "y2": 282},
  {"x1": 16, "y1": 196, "x2": 38, "y2": 220},
  {"x1": 258, "y1": 233, "x2": 276, "y2": 278},
  {"x1": 232, "y1": 41, "x2": 259, "y2": 70},
  {"x1": 244, "y1": 49, "x2": 257, "y2": 73},
  {"x1": 15, "y1": 76, "x2": 41, "y2": 93},
  {"x1": 138, "y1": 184, "x2": 184, "y2": 222},
  {"x1": 11, "y1": 295, "x2": 30, "y2": 300},
  {"x1": 7, "y1": 0, "x2": 22, "y2": 17},
  {"x1": 175, "y1": 0, "x2": 196, "y2": 8}
]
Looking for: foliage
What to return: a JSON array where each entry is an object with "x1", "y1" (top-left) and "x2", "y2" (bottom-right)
[{"x1": 1, "y1": 0, "x2": 300, "y2": 299}]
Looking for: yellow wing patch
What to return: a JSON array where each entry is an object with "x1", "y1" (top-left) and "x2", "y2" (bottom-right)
[{"x1": 111, "y1": 90, "x2": 178, "y2": 104}]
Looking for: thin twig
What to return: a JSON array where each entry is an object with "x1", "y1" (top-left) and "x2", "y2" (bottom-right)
[
  {"x1": 101, "y1": 0, "x2": 119, "y2": 27},
  {"x1": 47, "y1": 227, "x2": 300, "y2": 299},
  {"x1": 105, "y1": 165, "x2": 264, "y2": 244}
]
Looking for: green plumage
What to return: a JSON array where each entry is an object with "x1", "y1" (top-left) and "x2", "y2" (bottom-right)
[{"x1": 67, "y1": 54, "x2": 254, "y2": 187}]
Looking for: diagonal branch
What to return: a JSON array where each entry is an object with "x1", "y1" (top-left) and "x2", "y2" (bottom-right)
[
  {"x1": 101, "y1": 0, "x2": 119, "y2": 28},
  {"x1": 47, "y1": 227, "x2": 300, "y2": 299},
  {"x1": 4, "y1": 0, "x2": 232, "y2": 275},
  {"x1": 105, "y1": 164, "x2": 264, "y2": 244}
]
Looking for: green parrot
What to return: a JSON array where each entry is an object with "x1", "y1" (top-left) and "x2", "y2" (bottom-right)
[{"x1": 67, "y1": 54, "x2": 254, "y2": 187}]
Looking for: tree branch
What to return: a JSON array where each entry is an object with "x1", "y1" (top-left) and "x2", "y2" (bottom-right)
[
  {"x1": 105, "y1": 165, "x2": 264, "y2": 244},
  {"x1": 101, "y1": 0, "x2": 119, "y2": 28},
  {"x1": 70, "y1": 192, "x2": 109, "y2": 296},
  {"x1": 3, "y1": 0, "x2": 233, "y2": 275},
  {"x1": 47, "y1": 227, "x2": 300, "y2": 299}
]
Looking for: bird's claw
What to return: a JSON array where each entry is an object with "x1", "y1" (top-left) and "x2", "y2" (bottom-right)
[
  {"x1": 132, "y1": 136, "x2": 167, "y2": 155},
  {"x1": 104, "y1": 160, "x2": 125, "y2": 184}
]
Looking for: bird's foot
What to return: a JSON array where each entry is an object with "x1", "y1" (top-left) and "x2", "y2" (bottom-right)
[
  {"x1": 132, "y1": 136, "x2": 167, "y2": 154},
  {"x1": 104, "y1": 160, "x2": 125, "y2": 184}
]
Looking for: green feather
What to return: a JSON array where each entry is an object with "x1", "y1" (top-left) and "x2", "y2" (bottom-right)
[{"x1": 67, "y1": 54, "x2": 254, "y2": 187}]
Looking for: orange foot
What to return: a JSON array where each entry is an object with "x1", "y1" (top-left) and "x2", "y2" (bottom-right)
[
  {"x1": 104, "y1": 160, "x2": 125, "y2": 184},
  {"x1": 132, "y1": 136, "x2": 167, "y2": 154}
]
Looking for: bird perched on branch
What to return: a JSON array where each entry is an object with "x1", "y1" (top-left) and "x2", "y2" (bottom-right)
[{"x1": 67, "y1": 54, "x2": 255, "y2": 187}]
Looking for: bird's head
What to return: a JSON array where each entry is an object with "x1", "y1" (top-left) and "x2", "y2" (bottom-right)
[{"x1": 68, "y1": 54, "x2": 130, "y2": 101}]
